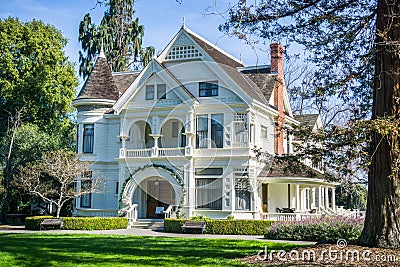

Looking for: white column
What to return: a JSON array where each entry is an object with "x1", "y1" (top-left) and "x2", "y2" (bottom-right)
[
  {"x1": 331, "y1": 187, "x2": 336, "y2": 212},
  {"x1": 325, "y1": 187, "x2": 330, "y2": 209},
  {"x1": 149, "y1": 134, "x2": 161, "y2": 157},
  {"x1": 318, "y1": 186, "x2": 322, "y2": 209},
  {"x1": 295, "y1": 184, "x2": 300, "y2": 211},
  {"x1": 311, "y1": 187, "x2": 316, "y2": 209}
]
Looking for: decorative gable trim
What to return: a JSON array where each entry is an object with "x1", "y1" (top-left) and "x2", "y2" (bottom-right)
[{"x1": 113, "y1": 59, "x2": 197, "y2": 114}]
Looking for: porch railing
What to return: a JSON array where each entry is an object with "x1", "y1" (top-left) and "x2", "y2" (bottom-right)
[
  {"x1": 124, "y1": 148, "x2": 185, "y2": 158},
  {"x1": 126, "y1": 149, "x2": 152, "y2": 158},
  {"x1": 264, "y1": 213, "x2": 298, "y2": 221},
  {"x1": 264, "y1": 212, "x2": 322, "y2": 221},
  {"x1": 126, "y1": 204, "x2": 138, "y2": 225},
  {"x1": 158, "y1": 148, "x2": 185, "y2": 157},
  {"x1": 163, "y1": 205, "x2": 173, "y2": 218}
]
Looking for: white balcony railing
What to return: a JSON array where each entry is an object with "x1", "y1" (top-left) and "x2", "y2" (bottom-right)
[
  {"x1": 126, "y1": 148, "x2": 152, "y2": 158},
  {"x1": 158, "y1": 148, "x2": 185, "y2": 157}
]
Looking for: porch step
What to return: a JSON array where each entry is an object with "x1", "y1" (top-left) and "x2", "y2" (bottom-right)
[{"x1": 131, "y1": 219, "x2": 164, "y2": 230}]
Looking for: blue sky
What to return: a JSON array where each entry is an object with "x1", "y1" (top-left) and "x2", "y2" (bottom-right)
[{"x1": 0, "y1": 0, "x2": 277, "y2": 81}]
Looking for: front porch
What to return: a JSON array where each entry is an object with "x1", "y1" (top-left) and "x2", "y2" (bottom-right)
[{"x1": 260, "y1": 180, "x2": 365, "y2": 221}]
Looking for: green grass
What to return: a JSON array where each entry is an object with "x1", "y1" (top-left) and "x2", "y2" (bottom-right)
[{"x1": 0, "y1": 233, "x2": 302, "y2": 266}]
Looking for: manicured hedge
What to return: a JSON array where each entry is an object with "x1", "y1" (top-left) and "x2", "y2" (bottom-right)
[
  {"x1": 164, "y1": 219, "x2": 273, "y2": 235},
  {"x1": 25, "y1": 216, "x2": 128, "y2": 230},
  {"x1": 25, "y1": 216, "x2": 53, "y2": 230},
  {"x1": 264, "y1": 216, "x2": 364, "y2": 243}
]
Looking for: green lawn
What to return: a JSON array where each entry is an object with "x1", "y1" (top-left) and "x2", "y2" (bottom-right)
[{"x1": 0, "y1": 233, "x2": 301, "y2": 266}]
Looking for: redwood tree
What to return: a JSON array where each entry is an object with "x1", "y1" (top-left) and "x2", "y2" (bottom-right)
[{"x1": 221, "y1": 0, "x2": 400, "y2": 248}]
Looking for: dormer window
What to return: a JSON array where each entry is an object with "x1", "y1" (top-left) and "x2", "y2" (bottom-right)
[
  {"x1": 146, "y1": 85, "x2": 154, "y2": 100},
  {"x1": 146, "y1": 84, "x2": 167, "y2": 100},
  {"x1": 199, "y1": 82, "x2": 218, "y2": 97}
]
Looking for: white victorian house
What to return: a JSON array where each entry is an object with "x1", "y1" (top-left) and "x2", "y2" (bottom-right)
[{"x1": 72, "y1": 26, "x2": 338, "y2": 222}]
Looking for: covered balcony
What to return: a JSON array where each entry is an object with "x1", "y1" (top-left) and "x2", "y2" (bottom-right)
[{"x1": 120, "y1": 119, "x2": 188, "y2": 158}]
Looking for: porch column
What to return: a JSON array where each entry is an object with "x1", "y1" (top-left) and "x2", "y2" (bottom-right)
[
  {"x1": 119, "y1": 136, "x2": 128, "y2": 158},
  {"x1": 318, "y1": 186, "x2": 322, "y2": 209},
  {"x1": 331, "y1": 187, "x2": 336, "y2": 212},
  {"x1": 325, "y1": 187, "x2": 330, "y2": 209},
  {"x1": 149, "y1": 134, "x2": 161, "y2": 157},
  {"x1": 311, "y1": 187, "x2": 316, "y2": 209},
  {"x1": 295, "y1": 184, "x2": 300, "y2": 211}
]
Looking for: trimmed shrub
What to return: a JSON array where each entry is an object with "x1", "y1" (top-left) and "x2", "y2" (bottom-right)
[
  {"x1": 25, "y1": 216, "x2": 54, "y2": 230},
  {"x1": 164, "y1": 219, "x2": 273, "y2": 235},
  {"x1": 63, "y1": 217, "x2": 128, "y2": 230},
  {"x1": 25, "y1": 216, "x2": 128, "y2": 230},
  {"x1": 264, "y1": 216, "x2": 364, "y2": 243}
]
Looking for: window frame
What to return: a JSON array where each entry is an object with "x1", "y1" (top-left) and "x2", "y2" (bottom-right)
[
  {"x1": 80, "y1": 172, "x2": 92, "y2": 208},
  {"x1": 195, "y1": 177, "x2": 223, "y2": 210},
  {"x1": 82, "y1": 124, "x2": 94, "y2": 154},
  {"x1": 145, "y1": 85, "x2": 155, "y2": 100},
  {"x1": 199, "y1": 82, "x2": 218, "y2": 97}
]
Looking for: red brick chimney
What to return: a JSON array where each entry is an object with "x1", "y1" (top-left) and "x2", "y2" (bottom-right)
[{"x1": 270, "y1": 43, "x2": 285, "y2": 155}]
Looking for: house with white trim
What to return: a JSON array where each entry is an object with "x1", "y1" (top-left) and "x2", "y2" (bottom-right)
[{"x1": 72, "y1": 26, "x2": 338, "y2": 222}]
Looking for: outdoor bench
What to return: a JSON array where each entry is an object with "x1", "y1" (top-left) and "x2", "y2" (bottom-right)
[
  {"x1": 40, "y1": 218, "x2": 63, "y2": 231},
  {"x1": 181, "y1": 220, "x2": 206, "y2": 234}
]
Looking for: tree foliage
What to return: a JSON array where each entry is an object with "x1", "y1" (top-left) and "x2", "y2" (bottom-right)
[
  {"x1": 78, "y1": 0, "x2": 154, "y2": 78},
  {"x1": 17, "y1": 150, "x2": 103, "y2": 218},
  {"x1": 0, "y1": 123, "x2": 67, "y2": 215},
  {"x1": 0, "y1": 17, "x2": 77, "y2": 137},
  {"x1": 222, "y1": 0, "x2": 400, "y2": 248}
]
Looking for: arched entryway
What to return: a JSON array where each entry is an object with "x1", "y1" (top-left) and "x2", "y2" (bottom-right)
[
  {"x1": 120, "y1": 166, "x2": 183, "y2": 219},
  {"x1": 132, "y1": 177, "x2": 175, "y2": 218}
]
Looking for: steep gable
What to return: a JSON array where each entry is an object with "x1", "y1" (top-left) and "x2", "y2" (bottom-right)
[{"x1": 76, "y1": 55, "x2": 119, "y2": 101}]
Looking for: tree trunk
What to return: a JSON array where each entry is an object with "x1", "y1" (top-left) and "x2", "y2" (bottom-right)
[
  {"x1": 359, "y1": 0, "x2": 400, "y2": 248},
  {"x1": 56, "y1": 206, "x2": 61, "y2": 218}
]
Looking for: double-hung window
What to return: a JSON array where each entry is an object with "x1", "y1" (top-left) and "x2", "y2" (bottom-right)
[
  {"x1": 80, "y1": 171, "x2": 92, "y2": 208},
  {"x1": 195, "y1": 177, "x2": 222, "y2": 210},
  {"x1": 83, "y1": 124, "x2": 94, "y2": 153},
  {"x1": 145, "y1": 85, "x2": 154, "y2": 100},
  {"x1": 196, "y1": 115, "x2": 208, "y2": 148},
  {"x1": 211, "y1": 114, "x2": 223, "y2": 148},
  {"x1": 196, "y1": 114, "x2": 224, "y2": 148},
  {"x1": 157, "y1": 84, "x2": 166, "y2": 99},
  {"x1": 199, "y1": 82, "x2": 218, "y2": 97}
]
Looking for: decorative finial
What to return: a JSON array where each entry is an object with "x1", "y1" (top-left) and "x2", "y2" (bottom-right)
[
  {"x1": 240, "y1": 53, "x2": 242, "y2": 62},
  {"x1": 99, "y1": 40, "x2": 106, "y2": 58},
  {"x1": 182, "y1": 17, "x2": 186, "y2": 28}
]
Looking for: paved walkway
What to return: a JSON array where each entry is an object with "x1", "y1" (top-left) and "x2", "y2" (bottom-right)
[{"x1": 0, "y1": 225, "x2": 316, "y2": 245}]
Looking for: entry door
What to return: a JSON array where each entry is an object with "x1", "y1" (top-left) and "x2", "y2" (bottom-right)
[
  {"x1": 262, "y1": 184, "x2": 268, "y2": 212},
  {"x1": 146, "y1": 195, "x2": 159, "y2": 219},
  {"x1": 145, "y1": 180, "x2": 174, "y2": 218}
]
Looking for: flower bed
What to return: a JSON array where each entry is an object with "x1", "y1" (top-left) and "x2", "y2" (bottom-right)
[{"x1": 264, "y1": 216, "x2": 364, "y2": 243}]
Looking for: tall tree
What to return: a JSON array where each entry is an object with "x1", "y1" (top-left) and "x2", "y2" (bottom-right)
[
  {"x1": 0, "y1": 17, "x2": 77, "y2": 216},
  {"x1": 78, "y1": 0, "x2": 154, "y2": 78},
  {"x1": 0, "y1": 17, "x2": 77, "y2": 137},
  {"x1": 221, "y1": 0, "x2": 400, "y2": 248}
]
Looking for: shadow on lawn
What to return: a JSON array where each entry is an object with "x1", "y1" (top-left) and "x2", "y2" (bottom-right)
[{"x1": 0, "y1": 234, "x2": 298, "y2": 266}]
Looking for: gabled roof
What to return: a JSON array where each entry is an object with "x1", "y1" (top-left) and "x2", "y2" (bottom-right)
[
  {"x1": 76, "y1": 56, "x2": 119, "y2": 101},
  {"x1": 294, "y1": 114, "x2": 321, "y2": 129},
  {"x1": 184, "y1": 28, "x2": 244, "y2": 68},
  {"x1": 244, "y1": 72, "x2": 277, "y2": 102},
  {"x1": 259, "y1": 157, "x2": 325, "y2": 180},
  {"x1": 112, "y1": 72, "x2": 140, "y2": 95}
]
